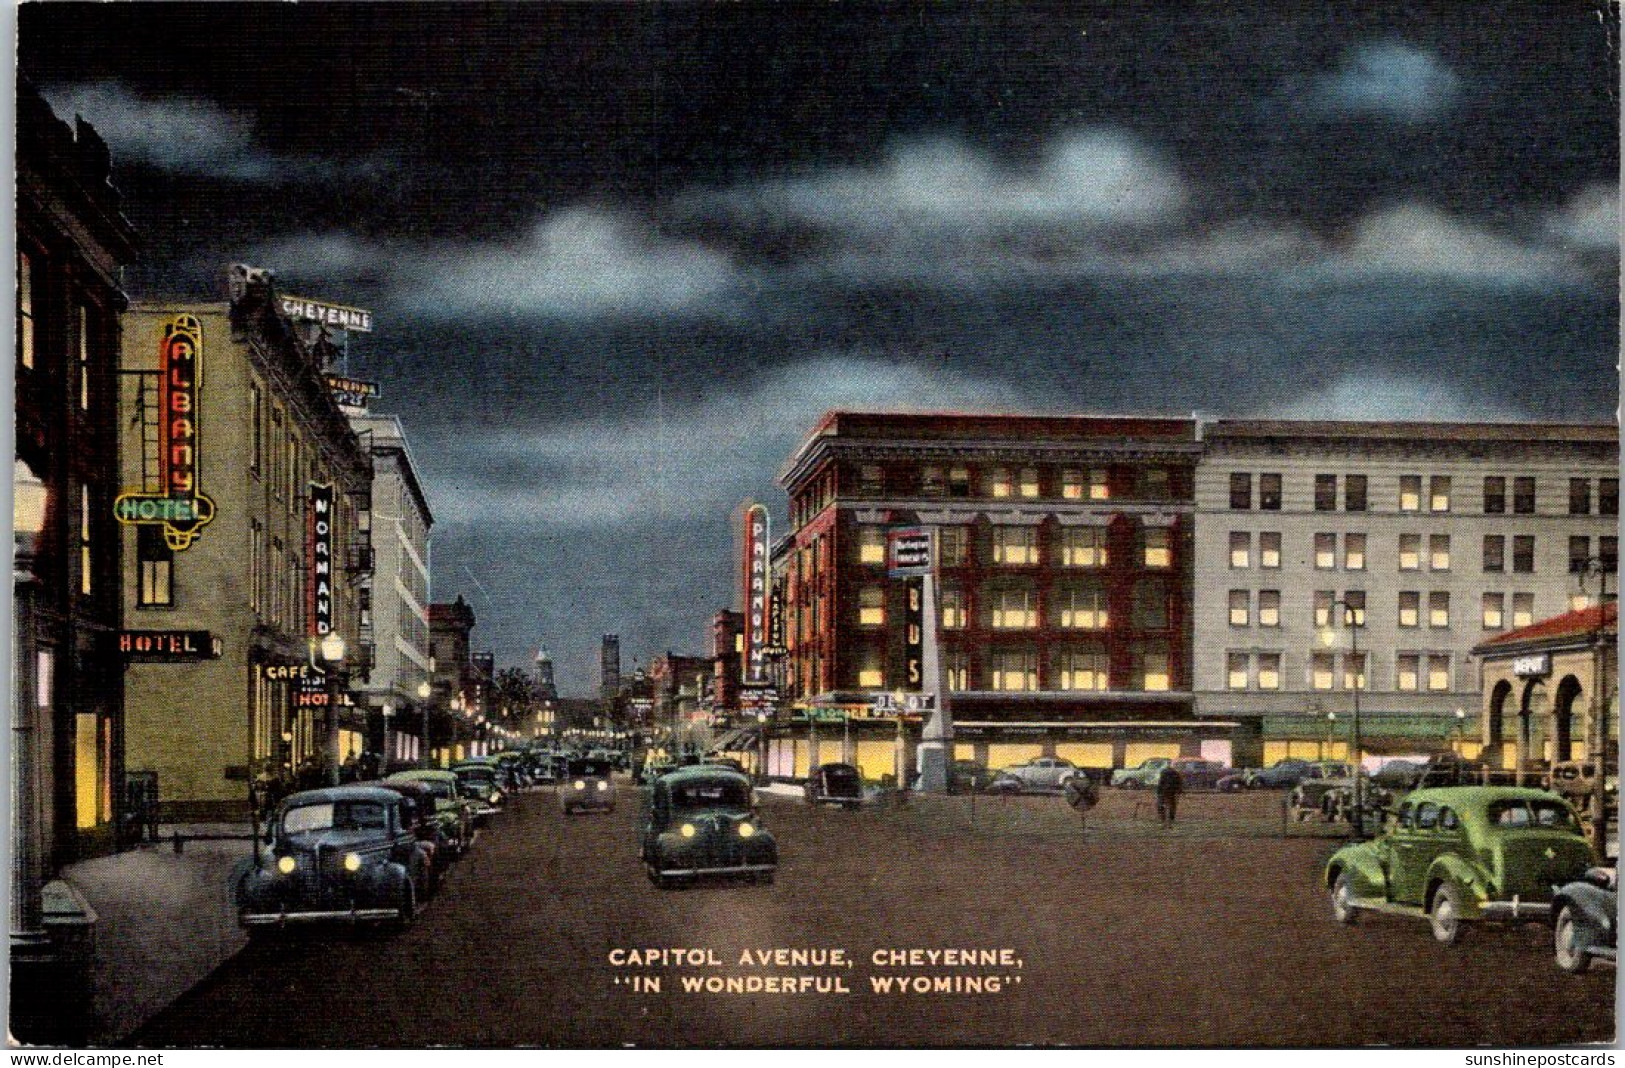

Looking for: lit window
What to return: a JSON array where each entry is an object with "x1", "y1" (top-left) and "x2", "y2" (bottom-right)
[
  {"x1": 1430, "y1": 534, "x2": 1451, "y2": 571},
  {"x1": 1061, "y1": 469, "x2": 1084, "y2": 500},
  {"x1": 1430, "y1": 476, "x2": 1451, "y2": 513},
  {"x1": 858, "y1": 527, "x2": 886, "y2": 565},
  {"x1": 944, "y1": 651, "x2": 967, "y2": 692},
  {"x1": 1343, "y1": 653, "x2": 1367, "y2": 691},
  {"x1": 79, "y1": 486, "x2": 93, "y2": 596},
  {"x1": 17, "y1": 251, "x2": 35, "y2": 368},
  {"x1": 1512, "y1": 593, "x2": 1534, "y2": 628},
  {"x1": 1229, "y1": 532, "x2": 1251, "y2": 569},
  {"x1": 137, "y1": 526, "x2": 173, "y2": 607},
  {"x1": 1227, "y1": 652, "x2": 1249, "y2": 691},
  {"x1": 1397, "y1": 654, "x2": 1420, "y2": 692},
  {"x1": 1344, "y1": 533, "x2": 1366, "y2": 571},
  {"x1": 1399, "y1": 534, "x2": 1421, "y2": 571},
  {"x1": 1482, "y1": 592, "x2": 1504, "y2": 629},
  {"x1": 1061, "y1": 650, "x2": 1108, "y2": 692},
  {"x1": 1344, "y1": 591, "x2": 1366, "y2": 626},
  {"x1": 1314, "y1": 533, "x2": 1336, "y2": 569},
  {"x1": 1257, "y1": 653, "x2": 1281, "y2": 690},
  {"x1": 858, "y1": 585, "x2": 885, "y2": 626},
  {"x1": 1313, "y1": 590, "x2": 1333, "y2": 628},
  {"x1": 1089, "y1": 470, "x2": 1110, "y2": 500},
  {"x1": 1429, "y1": 591, "x2": 1450, "y2": 628},
  {"x1": 1140, "y1": 647, "x2": 1170, "y2": 692},
  {"x1": 991, "y1": 587, "x2": 1037, "y2": 629},
  {"x1": 77, "y1": 306, "x2": 90, "y2": 410},
  {"x1": 1399, "y1": 591, "x2": 1420, "y2": 628},
  {"x1": 920, "y1": 465, "x2": 945, "y2": 496},
  {"x1": 1229, "y1": 590, "x2": 1249, "y2": 626},
  {"x1": 1259, "y1": 532, "x2": 1281, "y2": 569},
  {"x1": 857, "y1": 657, "x2": 884, "y2": 689},
  {"x1": 1058, "y1": 585, "x2": 1108, "y2": 629},
  {"x1": 1427, "y1": 655, "x2": 1451, "y2": 692},
  {"x1": 940, "y1": 587, "x2": 965, "y2": 629},
  {"x1": 1018, "y1": 467, "x2": 1040, "y2": 498},
  {"x1": 1258, "y1": 590, "x2": 1281, "y2": 627},
  {"x1": 1061, "y1": 527, "x2": 1108, "y2": 567},
  {"x1": 991, "y1": 650, "x2": 1037, "y2": 692},
  {"x1": 988, "y1": 467, "x2": 1013, "y2": 498},
  {"x1": 1143, "y1": 528, "x2": 1171, "y2": 568},
  {"x1": 1311, "y1": 652, "x2": 1335, "y2": 691},
  {"x1": 992, "y1": 526, "x2": 1038, "y2": 565},
  {"x1": 1399, "y1": 475, "x2": 1421, "y2": 512}
]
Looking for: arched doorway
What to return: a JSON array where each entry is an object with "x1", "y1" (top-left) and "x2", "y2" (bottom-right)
[
  {"x1": 1487, "y1": 679, "x2": 1512, "y2": 767},
  {"x1": 1553, "y1": 676, "x2": 1584, "y2": 762},
  {"x1": 1519, "y1": 677, "x2": 1550, "y2": 778}
]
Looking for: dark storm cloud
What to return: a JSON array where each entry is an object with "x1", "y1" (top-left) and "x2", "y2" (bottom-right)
[{"x1": 17, "y1": 3, "x2": 1618, "y2": 693}]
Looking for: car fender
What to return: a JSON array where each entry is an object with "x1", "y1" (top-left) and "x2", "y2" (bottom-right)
[
  {"x1": 1552, "y1": 881, "x2": 1616, "y2": 930},
  {"x1": 1424, "y1": 853, "x2": 1491, "y2": 917},
  {"x1": 1324, "y1": 842, "x2": 1385, "y2": 896}
]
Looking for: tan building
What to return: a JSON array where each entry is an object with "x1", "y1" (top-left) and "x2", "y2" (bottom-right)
[
  {"x1": 118, "y1": 271, "x2": 371, "y2": 818},
  {"x1": 1472, "y1": 601, "x2": 1617, "y2": 772}
]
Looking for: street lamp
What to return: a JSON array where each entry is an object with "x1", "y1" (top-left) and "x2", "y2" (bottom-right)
[
  {"x1": 1574, "y1": 555, "x2": 1614, "y2": 857},
  {"x1": 417, "y1": 678, "x2": 433, "y2": 767},
  {"x1": 1325, "y1": 710, "x2": 1337, "y2": 757},
  {"x1": 1453, "y1": 707, "x2": 1467, "y2": 757},
  {"x1": 1319, "y1": 598, "x2": 1365, "y2": 840},
  {"x1": 380, "y1": 701, "x2": 394, "y2": 768},
  {"x1": 313, "y1": 633, "x2": 346, "y2": 786}
]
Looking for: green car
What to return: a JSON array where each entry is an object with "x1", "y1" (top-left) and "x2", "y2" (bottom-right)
[
  {"x1": 641, "y1": 767, "x2": 777, "y2": 889},
  {"x1": 386, "y1": 769, "x2": 477, "y2": 851},
  {"x1": 1324, "y1": 786, "x2": 1597, "y2": 946}
]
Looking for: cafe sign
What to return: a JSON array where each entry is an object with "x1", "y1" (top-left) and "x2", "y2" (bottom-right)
[{"x1": 115, "y1": 314, "x2": 217, "y2": 550}]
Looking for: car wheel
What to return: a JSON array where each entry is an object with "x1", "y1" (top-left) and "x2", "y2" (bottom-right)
[
  {"x1": 389, "y1": 882, "x2": 416, "y2": 931},
  {"x1": 1429, "y1": 884, "x2": 1465, "y2": 946},
  {"x1": 1331, "y1": 872, "x2": 1359, "y2": 926},
  {"x1": 1554, "y1": 905, "x2": 1593, "y2": 974}
]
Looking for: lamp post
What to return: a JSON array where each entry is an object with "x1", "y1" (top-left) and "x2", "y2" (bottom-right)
[
  {"x1": 1319, "y1": 598, "x2": 1365, "y2": 840},
  {"x1": 11, "y1": 460, "x2": 49, "y2": 955},
  {"x1": 312, "y1": 632, "x2": 346, "y2": 786},
  {"x1": 1453, "y1": 707, "x2": 1467, "y2": 757},
  {"x1": 417, "y1": 678, "x2": 433, "y2": 768},
  {"x1": 1325, "y1": 710, "x2": 1337, "y2": 758},
  {"x1": 1575, "y1": 555, "x2": 1614, "y2": 857},
  {"x1": 380, "y1": 701, "x2": 394, "y2": 769}
]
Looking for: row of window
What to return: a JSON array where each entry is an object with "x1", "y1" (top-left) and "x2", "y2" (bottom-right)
[
  {"x1": 1226, "y1": 532, "x2": 1618, "y2": 574},
  {"x1": 854, "y1": 579, "x2": 1172, "y2": 631},
  {"x1": 1229, "y1": 472, "x2": 1618, "y2": 516},
  {"x1": 856, "y1": 525, "x2": 1173, "y2": 569},
  {"x1": 15, "y1": 250, "x2": 99, "y2": 414},
  {"x1": 1225, "y1": 589, "x2": 1553, "y2": 631},
  {"x1": 851, "y1": 646, "x2": 1173, "y2": 693},
  {"x1": 1224, "y1": 650, "x2": 1459, "y2": 693}
]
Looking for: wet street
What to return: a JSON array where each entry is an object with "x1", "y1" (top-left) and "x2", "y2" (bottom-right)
[{"x1": 134, "y1": 784, "x2": 1614, "y2": 1048}]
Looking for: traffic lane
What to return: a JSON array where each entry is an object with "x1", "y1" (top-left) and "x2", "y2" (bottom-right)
[{"x1": 132, "y1": 787, "x2": 1613, "y2": 1047}]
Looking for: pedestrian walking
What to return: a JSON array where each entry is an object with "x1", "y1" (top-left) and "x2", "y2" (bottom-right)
[
  {"x1": 1155, "y1": 763, "x2": 1184, "y2": 827},
  {"x1": 1065, "y1": 773, "x2": 1101, "y2": 836}
]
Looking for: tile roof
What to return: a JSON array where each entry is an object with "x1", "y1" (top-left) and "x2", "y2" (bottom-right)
[{"x1": 1477, "y1": 601, "x2": 1617, "y2": 652}]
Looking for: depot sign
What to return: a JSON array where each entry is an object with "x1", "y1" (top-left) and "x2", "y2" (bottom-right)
[{"x1": 115, "y1": 314, "x2": 217, "y2": 550}]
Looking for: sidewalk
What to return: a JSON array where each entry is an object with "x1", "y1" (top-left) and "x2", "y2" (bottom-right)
[{"x1": 60, "y1": 824, "x2": 253, "y2": 1044}]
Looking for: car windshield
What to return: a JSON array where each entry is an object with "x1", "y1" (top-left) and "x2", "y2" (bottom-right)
[
  {"x1": 670, "y1": 779, "x2": 752, "y2": 810},
  {"x1": 457, "y1": 768, "x2": 496, "y2": 783},
  {"x1": 1487, "y1": 799, "x2": 1582, "y2": 832},
  {"x1": 283, "y1": 800, "x2": 387, "y2": 834},
  {"x1": 420, "y1": 781, "x2": 453, "y2": 799},
  {"x1": 570, "y1": 760, "x2": 612, "y2": 777}
]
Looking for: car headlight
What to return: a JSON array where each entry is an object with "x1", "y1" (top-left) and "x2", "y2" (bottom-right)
[
  {"x1": 276, "y1": 855, "x2": 296, "y2": 875},
  {"x1": 738, "y1": 822, "x2": 756, "y2": 838},
  {"x1": 680, "y1": 823, "x2": 696, "y2": 838},
  {"x1": 596, "y1": 781, "x2": 608, "y2": 792},
  {"x1": 343, "y1": 852, "x2": 362, "y2": 873},
  {"x1": 574, "y1": 780, "x2": 586, "y2": 791},
  {"x1": 492, "y1": 791, "x2": 505, "y2": 805}
]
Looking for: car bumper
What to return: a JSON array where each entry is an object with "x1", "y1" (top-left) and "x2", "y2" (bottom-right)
[
  {"x1": 242, "y1": 907, "x2": 400, "y2": 926},
  {"x1": 654, "y1": 862, "x2": 776, "y2": 877},
  {"x1": 563, "y1": 797, "x2": 614, "y2": 810},
  {"x1": 1479, "y1": 898, "x2": 1552, "y2": 921}
]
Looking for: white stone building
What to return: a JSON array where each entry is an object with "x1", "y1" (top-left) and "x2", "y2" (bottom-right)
[{"x1": 1193, "y1": 420, "x2": 1617, "y2": 766}]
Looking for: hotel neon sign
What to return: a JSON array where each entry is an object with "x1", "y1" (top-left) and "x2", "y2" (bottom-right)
[{"x1": 115, "y1": 314, "x2": 217, "y2": 550}]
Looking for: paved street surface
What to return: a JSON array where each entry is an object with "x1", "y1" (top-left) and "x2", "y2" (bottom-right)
[{"x1": 134, "y1": 784, "x2": 1614, "y2": 1048}]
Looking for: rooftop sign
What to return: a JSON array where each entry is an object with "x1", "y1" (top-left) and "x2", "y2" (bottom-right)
[{"x1": 280, "y1": 295, "x2": 373, "y2": 333}]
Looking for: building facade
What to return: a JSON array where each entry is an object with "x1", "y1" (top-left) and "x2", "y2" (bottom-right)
[
  {"x1": 118, "y1": 275, "x2": 373, "y2": 819},
  {"x1": 428, "y1": 596, "x2": 479, "y2": 763},
  {"x1": 1194, "y1": 421, "x2": 1618, "y2": 766},
  {"x1": 774, "y1": 412, "x2": 1238, "y2": 781},
  {"x1": 348, "y1": 413, "x2": 434, "y2": 766}
]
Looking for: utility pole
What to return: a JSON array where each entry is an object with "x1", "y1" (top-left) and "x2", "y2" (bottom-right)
[{"x1": 1577, "y1": 557, "x2": 1614, "y2": 857}]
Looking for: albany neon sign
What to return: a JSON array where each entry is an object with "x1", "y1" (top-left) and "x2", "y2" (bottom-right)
[{"x1": 114, "y1": 314, "x2": 217, "y2": 550}]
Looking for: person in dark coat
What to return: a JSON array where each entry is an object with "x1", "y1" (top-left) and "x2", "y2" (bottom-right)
[
  {"x1": 1064, "y1": 774, "x2": 1101, "y2": 835},
  {"x1": 1155, "y1": 764, "x2": 1184, "y2": 827}
]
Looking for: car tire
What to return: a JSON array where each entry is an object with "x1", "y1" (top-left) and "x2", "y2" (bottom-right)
[
  {"x1": 1331, "y1": 872, "x2": 1359, "y2": 926},
  {"x1": 1429, "y1": 884, "x2": 1465, "y2": 946},
  {"x1": 1554, "y1": 905, "x2": 1593, "y2": 974},
  {"x1": 389, "y1": 882, "x2": 416, "y2": 932}
]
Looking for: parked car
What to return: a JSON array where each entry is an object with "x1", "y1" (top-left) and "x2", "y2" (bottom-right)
[
  {"x1": 562, "y1": 757, "x2": 616, "y2": 814},
  {"x1": 385, "y1": 769, "x2": 477, "y2": 852},
  {"x1": 1551, "y1": 866, "x2": 1618, "y2": 974},
  {"x1": 1167, "y1": 757, "x2": 1234, "y2": 791},
  {"x1": 994, "y1": 756, "x2": 1083, "y2": 792},
  {"x1": 703, "y1": 756, "x2": 746, "y2": 774},
  {"x1": 946, "y1": 759, "x2": 993, "y2": 795},
  {"x1": 1324, "y1": 786, "x2": 1596, "y2": 946},
  {"x1": 235, "y1": 785, "x2": 431, "y2": 932},
  {"x1": 1111, "y1": 757, "x2": 1172, "y2": 790},
  {"x1": 1286, "y1": 762, "x2": 1355, "y2": 819},
  {"x1": 1371, "y1": 758, "x2": 1427, "y2": 792},
  {"x1": 641, "y1": 766, "x2": 777, "y2": 888},
  {"x1": 1547, "y1": 759, "x2": 1619, "y2": 813},
  {"x1": 372, "y1": 779, "x2": 451, "y2": 888},
  {"x1": 1243, "y1": 758, "x2": 1316, "y2": 790},
  {"x1": 450, "y1": 762, "x2": 505, "y2": 823},
  {"x1": 805, "y1": 763, "x2": 864, "y2": 809}
]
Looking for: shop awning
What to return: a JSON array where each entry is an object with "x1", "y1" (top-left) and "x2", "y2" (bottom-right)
[{"x1": 709, "y1": 727, "x2": 760, "y2": 753}]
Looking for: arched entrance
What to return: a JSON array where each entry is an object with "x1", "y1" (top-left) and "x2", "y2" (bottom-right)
[
  {"x1": 1487, "y1": 679, "x2": 1512, "y2": 768},
  {"x1": 1518, "y1": 677, "x2": 1550, "y2": 779},
  {"x1": 1553, "y1": 675, "x2": 1584, "y2": 762}
]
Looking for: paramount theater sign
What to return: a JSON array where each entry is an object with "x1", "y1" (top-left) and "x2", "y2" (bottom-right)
[
  {"x1": 114, "y1": 314, "x2": 217, "y2": 549},
  {"x1": 742, "y1": 503, "x2": 770, "y2": 684}
]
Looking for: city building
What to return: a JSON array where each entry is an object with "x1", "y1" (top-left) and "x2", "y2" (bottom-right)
[
  {"x1": 1194, "y1": 421, "x2": 1618, "y2": 765},
  {"x1": 1472, "y1": 601, "x2": 1617, "y2": 772},
  {"x1": 647, "y1": 652, "x2": 712, "y2": 732},
  {"x1": 14, "y1": 82, "x2": 138, "y2": 1040},
  {"x1": 428, "y1": 595, "x2": 479, "y2": 763},
  {"x1": 774, "y1": 412, "x2": 1229, "y2": 781},
  {"x1": 600, "y1": 633, "x2": 621, "y2": 705},
  {"x1": 710, "y1": 608, "x2": 744, "y2": 715},
  {"x1": 117, "y1": 272, "x2": 373, "y2": 818},
  {"x1": 348, "y1": 412, "x2": 434, "y2": 766}
]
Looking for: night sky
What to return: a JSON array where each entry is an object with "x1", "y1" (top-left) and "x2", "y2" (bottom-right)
[{"x1": 19, "y1": 3, "x2": 1619, "y2": 695}]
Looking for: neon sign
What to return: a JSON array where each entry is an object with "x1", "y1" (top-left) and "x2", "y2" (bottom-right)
[
  {"x1": 114, "y1": 314, "x2": 217, "y2": 550},
  {"x1": 741, "y1": 503, "x2": 770, "y2": 684},
  {"x1": 307, "y1": 482, "x2": 334, "y2": 639}
]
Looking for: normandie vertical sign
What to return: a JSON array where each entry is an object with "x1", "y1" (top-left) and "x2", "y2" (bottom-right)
[{"x1": 307, "y1": 482, "x2": 335, "y2": 639}]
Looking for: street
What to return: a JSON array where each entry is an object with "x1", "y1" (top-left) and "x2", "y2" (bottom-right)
[{"x1": 133, "y1": 783, "x2": 1615, "y2": 1048}]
